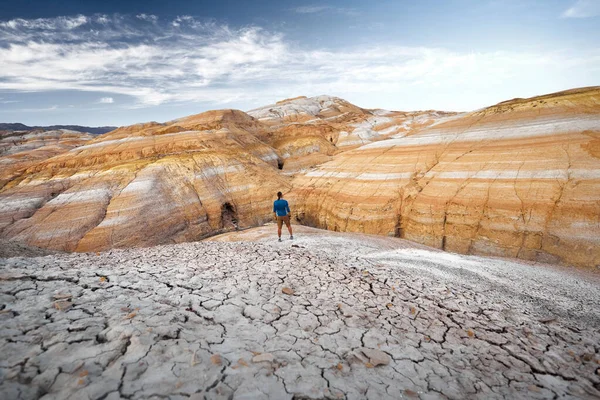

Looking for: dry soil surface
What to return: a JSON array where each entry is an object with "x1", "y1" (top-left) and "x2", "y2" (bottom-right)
[{"x1": 1, "y1": 225, "x2": 599, "y2": 400}]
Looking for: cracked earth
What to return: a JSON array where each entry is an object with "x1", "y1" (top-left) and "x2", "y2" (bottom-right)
[{"x1": 1, "y1": 226, "x2": 599, "y2": 400}]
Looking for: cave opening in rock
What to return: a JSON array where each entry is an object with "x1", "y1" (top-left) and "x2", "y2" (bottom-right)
[
  {"x1": 394, "y1": 214, "x2": 403, "y2": 238},
  {"x1": 221, "y1": 202, "x2": 238, "y2": 230},
  {"x1": 277, "y1": 159, "x2": 284, "y2": 170}
]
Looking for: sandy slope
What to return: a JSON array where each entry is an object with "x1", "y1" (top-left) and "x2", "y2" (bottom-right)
[{"x1": 1, "y1": 226, "x2": 599, "y2": 399}]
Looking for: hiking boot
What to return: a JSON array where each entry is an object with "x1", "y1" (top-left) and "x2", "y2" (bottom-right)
[
  {"x1": 290, "y1": 235, "x2": 294, "y2": 240},
  {"x1": 278, "y1": 237, "x2": 282, "y2": 242}
]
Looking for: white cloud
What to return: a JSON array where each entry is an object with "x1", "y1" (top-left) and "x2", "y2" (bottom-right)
[
  {"x1": 99, "y1": 97, "x2": 114, "y2": 103},
  {"x1": 562, "y1": 0, "x2": 600, "y2": 18},
  {"x1": 0, "y1": 14, "x2": 598, "y2": 112},
  {"x1": 0, "y1": 15, "x2": 88, "y2": 30},
  {"x1": 136, "y1": 14, "x2": 158, "y2": 23},
  {"x1": 294, "y1": 6, "x2": 330, "y2": 13},
  {"x1": 172, "y1": 15, "x2": 201, "y2": 28},
  {"x1": 293, "y1": 5, "x2": 357, "y2": 15},
  {"x1": 96, "y1": 15, "x2": 110, "y2": 24}
]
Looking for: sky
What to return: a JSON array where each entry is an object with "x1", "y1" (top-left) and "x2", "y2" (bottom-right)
[{"x1": 0, "y1": 0, "x2": 599, "y2": 126}]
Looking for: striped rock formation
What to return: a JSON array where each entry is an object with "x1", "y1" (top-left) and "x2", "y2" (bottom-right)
[
  {"x1": 1, "y1": 88, "x2": 598, "y2": 269},
  {"x1": 0, "y1": 129, "x2": 94, "y2": 188},
  {"x1": 248, "y1": 95, "x2": 453, "y2": 173},
  {"x1": 0, "y1": 110, "x2": 289, "y2": 252},
  {"x1": 291, "y1": 87, "x2": 600, "y2": 268}
]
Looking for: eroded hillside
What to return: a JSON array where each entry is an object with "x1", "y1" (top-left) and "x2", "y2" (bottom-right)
[
  {"x1": 1, "y1": 89, "x2": 599, "y2": 268},
  {"x1": 291, "y1": 87, "x2": 600, "y2": 268},
  {"x1": 0, "y1": 129, "x2": 94, "y2": 188},
  {"x1": 248, "y1": 95, "x2": 453, "y2": 173},
  {"x1": 0, "y1": 112, "x2": 290, "y2": 252}
]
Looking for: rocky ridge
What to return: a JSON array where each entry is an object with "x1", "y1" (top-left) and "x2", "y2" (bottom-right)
[
  {"x1": 0, "y1": 130, "x2": 95, "y2": 189},
  {"x1": 0, "y1": 124, "x2": 115, "y2": 135},
  {"x1": 248, "y1": 95, "x2": 453, "y2": 173}
]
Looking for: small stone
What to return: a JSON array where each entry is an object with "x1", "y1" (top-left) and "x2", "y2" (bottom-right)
[
  {"x1": 252, "y1": 353, "x2": 274, "y2": 363},
  {"x1": 338, "y1": 303, "x2": 357, "y2": 317},
  {"x1": 190, "y1": 350, "x2": 198, "y2": 366},
  {"x1": 360, "y1": 348, "x2": 391, "y2": 366},
  {"x1": 210, "y1": 354, "x2": 222, "y2": 365},
  {"x1": 336, "y1": 363, "x2": 343, "y2": 371},
  {"x1": 54, "y1": 300, "x2": 72, "y2": 311},
  {"x1": 281, "y1": 287, "x2": 294, "y2": 295}
]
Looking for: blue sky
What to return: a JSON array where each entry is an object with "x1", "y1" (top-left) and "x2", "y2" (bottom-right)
[{"x1": 0, "y1": 0, "x2": 599, "y2": 126}]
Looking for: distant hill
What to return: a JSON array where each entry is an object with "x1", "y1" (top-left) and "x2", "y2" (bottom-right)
[{"x1": 0, "y1": 123, "x2": 116, "y2": 135}]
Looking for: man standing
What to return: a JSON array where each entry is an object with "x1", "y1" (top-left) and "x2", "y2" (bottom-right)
[{"x1": 273, "y1": 191, "x2": 293, "y2": 242}]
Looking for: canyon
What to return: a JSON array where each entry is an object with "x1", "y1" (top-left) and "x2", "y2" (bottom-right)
[{"x1": 0, "y1": 87, "x2": 599, "y2": 268}]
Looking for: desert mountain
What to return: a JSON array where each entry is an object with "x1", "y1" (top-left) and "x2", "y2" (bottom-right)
[
  {"x1": 291, "y1": 87, "x2": 600, "y2": 268},
  {"x1": 248, "y1": 95, "x2": 454, "y2": 172},
  {"x1": 0, "y1": 123, "x2": 116, "y2": 134},
  {"x1": 0, "y1": 112, "x2": 289, "y2": 252},
  {"x1": 0, "y1": 129, "x2": 95, "y2": 188},
  {"x1": 0, "y1": 89, "x2": 599, "y2": 268}
]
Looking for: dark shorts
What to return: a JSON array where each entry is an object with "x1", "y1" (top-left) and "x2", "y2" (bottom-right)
[{"x1": 277, "y1": 215, "x2": 291, "y2": 229}]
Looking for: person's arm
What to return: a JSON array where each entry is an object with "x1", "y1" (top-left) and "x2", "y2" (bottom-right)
[{"x1": 286, "y1": 202, "x2": 290, "y2": 216}]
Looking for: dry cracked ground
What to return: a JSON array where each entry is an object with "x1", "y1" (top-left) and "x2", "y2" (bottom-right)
[{"x1": 1, "y1": 226, "x2": 599, "y2": 400}]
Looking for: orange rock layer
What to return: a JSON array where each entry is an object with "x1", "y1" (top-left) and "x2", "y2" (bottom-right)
[
  {"x1": 291, "y1": 88, "x2": 600, "y2": 268},
  {"x1": 0, "y1": 113, "x2": 289, "y2": 252},
  {"x1": 0, "y1": 129, "x2": 94, "y2": 188}
]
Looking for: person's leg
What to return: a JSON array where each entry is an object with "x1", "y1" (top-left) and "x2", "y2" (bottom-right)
[
  {"x1": 277, "y1": 217, "x2": 283, "y2": 239},
  {"x1": 284, "y1": 216, "x2": 293, "y2": 238}
]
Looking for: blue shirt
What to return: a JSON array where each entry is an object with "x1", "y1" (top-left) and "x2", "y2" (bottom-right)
[{"x1": 273, "y1": 199, "x2": 290, "y2": 217}]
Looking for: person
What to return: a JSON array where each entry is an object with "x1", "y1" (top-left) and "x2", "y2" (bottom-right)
[{"x1": 273, "y1": 191, "x2": 293, "y2": 242}]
